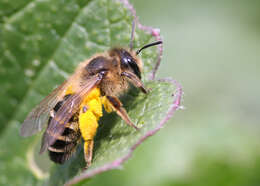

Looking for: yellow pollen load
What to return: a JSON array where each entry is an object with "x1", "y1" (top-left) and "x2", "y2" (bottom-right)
[
  {"x1": 79, "y1": 88, "x2": 102, "y2": 141},
  {"x1": 64, "y1": 86, "x2": 115, "y2": 160},
  {"x1": 79, "y1": 111, "x2": 99, "y2": 140},
  {"x1": 64, "y1": 86, "x2": 114, "y2": 143}
]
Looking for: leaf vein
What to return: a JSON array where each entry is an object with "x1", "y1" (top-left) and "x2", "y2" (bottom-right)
[
  {"x1": 1, "y1": 0, "x2": 35, "y2": 24},
  {"x1": 11, "y1": 0, "x2": 93, "y2": 121},
  {"x1": 3, "y1": 0, "x2": 39, "y2": 24}
]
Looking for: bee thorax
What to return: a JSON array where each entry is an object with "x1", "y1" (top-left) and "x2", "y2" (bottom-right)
[{"x1": 99, "y1": 77, "x2": 129, "y2": 97}]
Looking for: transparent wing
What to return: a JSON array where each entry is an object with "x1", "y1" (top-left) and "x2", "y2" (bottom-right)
[
  {"x1": 20, "y1": 81, "x2": 68, "y2": 137},
  {"x1": 40, "y1": 74, "x2": 103, "y2": 153}
]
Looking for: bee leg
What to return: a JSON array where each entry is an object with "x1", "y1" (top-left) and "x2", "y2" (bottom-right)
[
  {"x1": 83, "y1": 140, "x2": 94, "y2": 169},
  {"x1": 121, "y1": 71, "x2": 149, "y2": 94},
  {"x1": 106, "y1": 96, "x2": 139, "y2": 130},
  {"x1": 79, "y1": 103, "x2": 100, "y2": 168}
]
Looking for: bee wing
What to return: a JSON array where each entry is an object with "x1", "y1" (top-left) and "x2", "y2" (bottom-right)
[
  {"x1": 20, "y1": 81, "x2": 69, "y2": 137},
  {"x1": 40, "y1": 74, "x2": 103, "y2": 153}
]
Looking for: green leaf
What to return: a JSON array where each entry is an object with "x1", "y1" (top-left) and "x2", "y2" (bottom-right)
[
  {"x1": 49, "y1": 80, "x2": 179, "y2": 186},
  {"x1": 0, "y1": 0, "x2": 182, "y2": 185}
]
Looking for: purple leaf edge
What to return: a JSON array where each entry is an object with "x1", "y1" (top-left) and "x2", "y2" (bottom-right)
[{"x1": 64, "y1": 1, "x2": 183, "y2": 185}]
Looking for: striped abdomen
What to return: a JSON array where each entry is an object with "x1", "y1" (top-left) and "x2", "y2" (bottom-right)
[{"x1": 47, "y1": 94, "x2": 81, "y2": 164}]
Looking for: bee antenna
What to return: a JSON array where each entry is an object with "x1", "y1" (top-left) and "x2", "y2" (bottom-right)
[
  {"x1": 129, "y1": 19, "x2": 136, "y2": 51},
  {"x1": 136, "y1": 41, "x2": 163, "y2": 55}
]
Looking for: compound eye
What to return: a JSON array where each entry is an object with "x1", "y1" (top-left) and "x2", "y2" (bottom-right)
[
  {"x1": 122, "y1": 57, "x2": 128, "y2": 64},
  {"x1": 122, "y1": 56, "x2": 133, "y2": 67},
  {"x1": 118, "y1": 50, "x2": 141, "y2": 79},
  {"x1": 121, "y1": 57, "x2": 141, "y2": 79}
]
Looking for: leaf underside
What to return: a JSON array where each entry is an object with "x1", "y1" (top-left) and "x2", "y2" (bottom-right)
[{"x1": 0, "y1": 0, "x2": 181, "y2": 185}]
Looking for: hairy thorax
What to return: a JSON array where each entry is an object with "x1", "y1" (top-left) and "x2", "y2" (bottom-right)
[{"x1": 99, "y1": 72, "x2": 129, "y2": 97}]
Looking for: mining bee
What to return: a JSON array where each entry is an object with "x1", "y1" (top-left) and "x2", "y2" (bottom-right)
[{"x1": 20, "y1": 21, "x2": 162, "y2": 168}]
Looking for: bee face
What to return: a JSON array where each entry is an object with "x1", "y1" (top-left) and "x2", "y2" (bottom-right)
[{"x1": 110, "y1": 48, "x2": 142, "y2": 79}]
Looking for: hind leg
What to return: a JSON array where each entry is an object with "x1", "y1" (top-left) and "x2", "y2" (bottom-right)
[
  {"x1": 79, "y1": 106, "x2": 99, "y2": 168},
  {"x1": 83, "y1": 140, "x2": 94, "y2": 168}
]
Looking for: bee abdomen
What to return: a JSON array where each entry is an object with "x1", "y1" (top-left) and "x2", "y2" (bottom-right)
[
  {"x1": 48, "y1": 127, "x2": 81, "y2": 164},
  {"x1": 47, "y1": 94, "x2": 81, "y2": 164}
]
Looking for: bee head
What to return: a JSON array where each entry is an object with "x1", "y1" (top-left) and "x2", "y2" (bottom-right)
[
  {"x1": 110, "y1": 40, "x2": 162, "y2": 80},
  {"x1": 114, "y1": 49, "x2": 142, "y2": 78}
]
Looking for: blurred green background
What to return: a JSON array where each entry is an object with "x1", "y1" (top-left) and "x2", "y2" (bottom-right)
[{"x1": 86, "y1": 0, "x2": 260, "y2": 186}]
